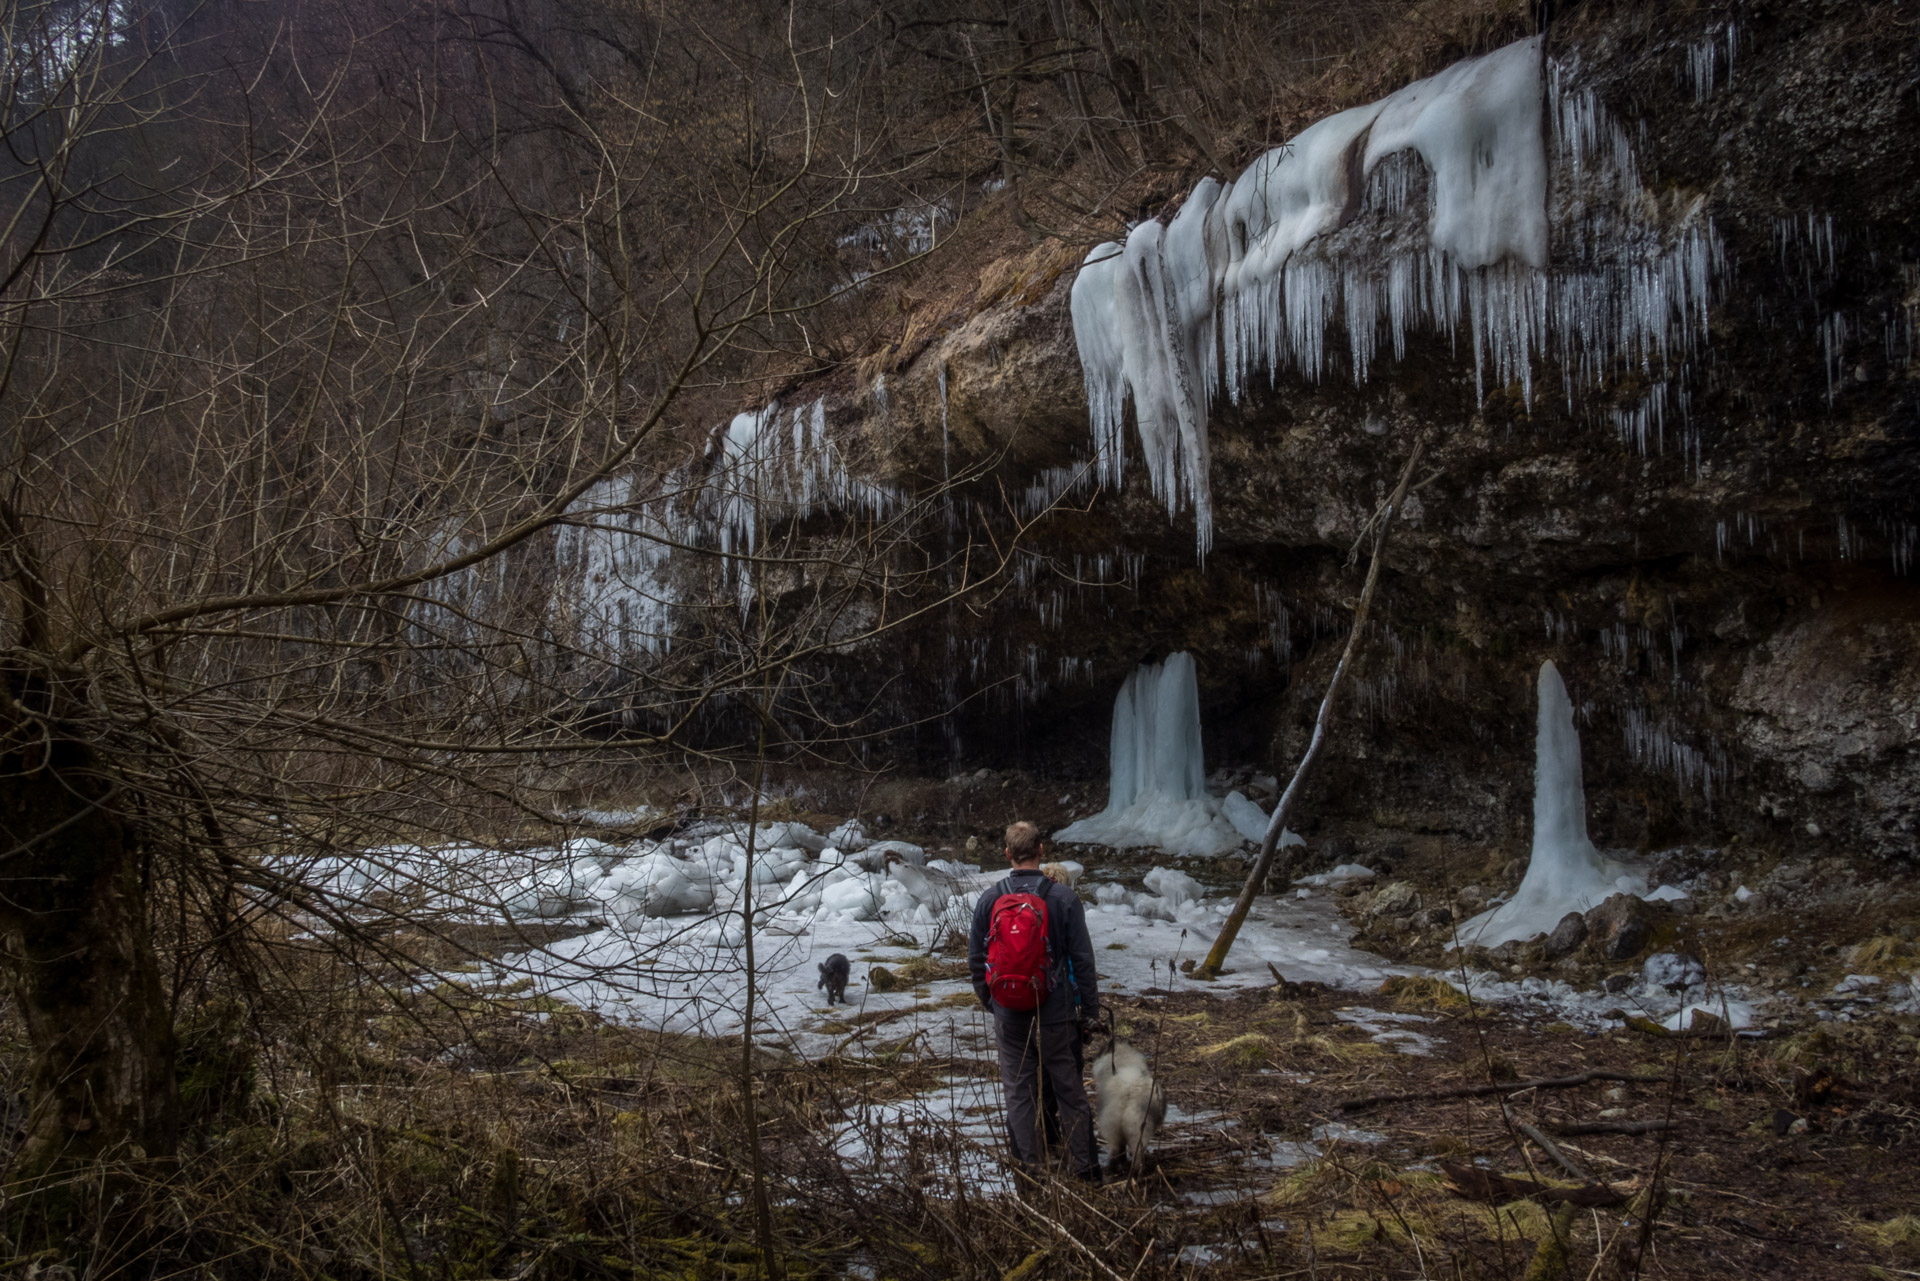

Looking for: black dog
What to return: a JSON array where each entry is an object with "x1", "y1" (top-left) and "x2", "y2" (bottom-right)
[{"x1": 817, "y1": 952, "x2": 850, "y2": 1004}]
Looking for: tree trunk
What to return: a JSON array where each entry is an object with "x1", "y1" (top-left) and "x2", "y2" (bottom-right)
[
  {"x1": 0, "y1": 733, "x2": 177, "y2": 1188},
  {"x1": 1196, "y1": 441, "x2": 1425, "y2": 978}
]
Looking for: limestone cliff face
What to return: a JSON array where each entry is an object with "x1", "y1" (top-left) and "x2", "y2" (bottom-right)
[{"x1": 793, "y1": 0, "x2": 1919, "y2": 866}]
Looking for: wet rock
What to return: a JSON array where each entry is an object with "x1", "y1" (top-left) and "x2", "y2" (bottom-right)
[
  {"x1": 1317, "y1": 835, "x2": 1357, "y2": 870},
  {"x1": 1455, "y1": 884, "x2": 1487, "y2": 912},
  {"x1": 1416, "y1": 905, "x2": 1454, "y2": 929},
  {"x1": 1602, "y1": 972, "x2": 1635, "y2": 994},
  {"x1": 1584, "y1": 893, "x2": 1653, "y2": 961},
  {"x1": 1369, "y1": 881, "x2": 1420, "y2": 919},
  {"x1": 1543, "y1": 911, "x2": 1589, "y2": 960}
]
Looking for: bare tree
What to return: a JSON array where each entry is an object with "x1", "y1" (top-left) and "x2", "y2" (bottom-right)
[{"x1": 0, "y1": 0, "x2": 1028, "y2": 1217}]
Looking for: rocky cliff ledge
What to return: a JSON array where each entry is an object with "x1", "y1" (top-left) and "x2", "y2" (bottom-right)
[{"x1": 742, "y1": 0, "x2": 1917, "y2": 871}]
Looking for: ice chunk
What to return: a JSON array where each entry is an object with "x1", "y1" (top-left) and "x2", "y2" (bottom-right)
[
  {"x1": 606, "y1": 850, "x2": 717, "y2": 920},
  {"x1": 1662, "y1": 1000, "x2": 1753, "y2": 1032},
  {"x1": 1644, "y1": 884, "x2": 1690, "y2": 902},
  {"x1": 861, "y1": 839, "x2": 927, "y2": 868},
  {"x1": 885, "y1": 862, "x2": 951, "y2": 913},
  {"x1": 878, "y1": 877, "x2": 919, "y2": 918},
  {"x1": 818, "y1": 874, "x2": 883, "y2": 921},
  {"x1": 1143, "y1": 866, "x2": 1206, "y2": 908},
  {"x1": 827, "y1": 819, "x2": 871, "y2": 851},
  {"x1": 747, "y1": 847, "x2": 805, "y2": 885},
  {"x1": 1094, "y1": 883, "x2": 1131, "y2": 907},
  {"x1": 1222, "y1": 790, "x2": 1303, "y2": 846},
  {"x1": 756, "y1": 821, "x2": 826, "y2": 852},
  {"x1": 1456, "y1": 662, "x2": 1648, "y2": 948},
  {"x1": 1296, "y1": 864, "x2": 1375, "y2": 888},
  {"x1": 1643, "y1": 952, "x2": 1705, "y2": 991},
  {"x1": 1129, "y1": 892, "x2": 1177, "y2": 922}
]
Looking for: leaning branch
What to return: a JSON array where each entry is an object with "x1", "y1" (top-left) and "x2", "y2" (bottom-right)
[{"x1": 1196, "y1": 438, "x2": 1425, "y2": 978}]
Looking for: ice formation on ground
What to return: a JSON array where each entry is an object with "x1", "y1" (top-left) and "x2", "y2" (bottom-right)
[
  {"x1": 306, "y1": 802, "x2": 1803, "y2": 1061},
  {"x1": 1052, "y1": 652, "x2": 1296, "y2": 856},
  {"x1": 1455, "y1": 660, "x2": 1648, "y2": 948},
  {"x1": 1070, "y1": 36, "x2": 1721, "y2": 552}
]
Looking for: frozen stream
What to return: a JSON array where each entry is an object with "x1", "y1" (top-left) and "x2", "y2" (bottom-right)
[
  {"x1": 467, "y1": 860, "x2": 1423, "y2": 1057},
  {"x1": 322, "y1": 816, "x2": 1788, "y2": 1059}
]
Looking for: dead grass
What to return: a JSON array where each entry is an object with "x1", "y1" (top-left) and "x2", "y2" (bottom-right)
[
  {"x1": 1378, "y1": 974, "x2": 1471, "y2": 1010},
  {"x1": 1849, "y1": 1213, "x2": 1920, "y2": 1258},
  {"x1": 1201, "y1": 1033, "x2": 1273, "y2": 1067},
  {"x1": 892, "y1": 954, "x2": 970, "y2": 985},
  {"x1": 1850, "y1": 935, "x2": 1920, "y2": 973}
]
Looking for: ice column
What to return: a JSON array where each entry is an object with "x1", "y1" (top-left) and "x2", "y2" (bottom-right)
[
  {"x1": 1055, "y1": 653, "x2": 1263, "y2": 857},
  {"x1": 1456, "y1": 661, "x2": 1646, "y2": 948}
]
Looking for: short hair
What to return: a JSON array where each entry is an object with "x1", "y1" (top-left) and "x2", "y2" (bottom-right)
[{"x1": 1004, "y1": 820, "x2": 1043, "y2": 862}]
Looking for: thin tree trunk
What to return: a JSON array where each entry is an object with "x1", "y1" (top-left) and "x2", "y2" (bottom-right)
[
  {"x1": 0, "y1": 734, "x2": 178, "y2": 1191},
  {"x1": 737, "y1": 491, "x2": 783, "y2": 1281},
  {"x1": 1197, "y1": 441, "x2": 1425, "y2": 978}
]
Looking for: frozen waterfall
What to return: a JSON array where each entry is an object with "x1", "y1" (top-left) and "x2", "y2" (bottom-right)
[
  {"x1": 1456, "y1": 661, "x2": 1646, "y2": 948},
  {"x1": 1054, "y1": 653, "x2": 1288, "y2": 857},
  {"x1": 1070, "y1": 35, "x2": 1722, "y2": 554}
]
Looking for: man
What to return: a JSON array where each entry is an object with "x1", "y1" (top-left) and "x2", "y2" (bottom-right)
[{"x1": 969, "y1": 819, "x2": 1100, "y2": 1181}]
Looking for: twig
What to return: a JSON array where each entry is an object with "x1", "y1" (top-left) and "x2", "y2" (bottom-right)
[
  {"x1": 1025, "y1": 1203, "x2": 1127, "y2": 1281},
  {"x1": 1125, "y1": 1236, "x2": 1156, "y2": 1281},
  {"x1": 1338, "y1": 1070, "x2": 1669, "y2": 1112},
  {"x1": 1516, "y1": 1120, "x2": 1592, "y2": 1183},
  {"x1": 1549, "y1": 1119, "x2": 1677, "y2": 1137}
]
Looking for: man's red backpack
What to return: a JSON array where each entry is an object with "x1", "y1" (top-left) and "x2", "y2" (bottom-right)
[{"x1": 985, "y1": 880, "x2": 1054, "y2": 1010}]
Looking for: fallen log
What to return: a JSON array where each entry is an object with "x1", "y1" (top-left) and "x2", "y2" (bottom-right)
[
  {"x1": 1548, "y1": 1119, "x2": 1678, "y2": 1136},
  {"x1": 1438, "y1": 1160, "x2": 1627, "y2": 1208},
  {"x1": 1337, "y1": 1069, "x2": 1670, "y2": 1112}
]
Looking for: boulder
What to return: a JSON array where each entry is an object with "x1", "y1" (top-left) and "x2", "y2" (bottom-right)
[
  {"x1": 1369, "y1": 881, "x2": 1421, "y2": 918},
  {"x1": 1584, "y1": 893, "x2": 1653, "y2": 961},
  {"x1": 1455, "y1": 884, "x2": 1487, "y2": 912},
  {"x1": 1543, "y1": 911, "x2": 1590, "y2": 960}
]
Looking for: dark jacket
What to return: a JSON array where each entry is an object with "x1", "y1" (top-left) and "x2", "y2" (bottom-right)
[{"x1": 969, "y1": 868, "x2": 1099, "y2": 1024}]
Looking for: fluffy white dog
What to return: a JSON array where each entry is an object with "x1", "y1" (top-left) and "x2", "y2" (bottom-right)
[{"x1": 1091, "y1": 1040, "x2": 1166, "y2": 1176}]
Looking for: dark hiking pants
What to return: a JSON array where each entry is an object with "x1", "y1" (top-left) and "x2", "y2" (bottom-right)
[{"x1": 993, "y1": 1009, "x2": 1095, "y2": 1175}]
